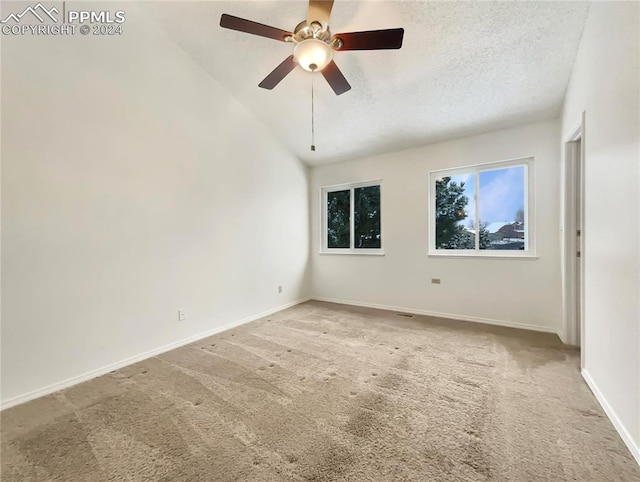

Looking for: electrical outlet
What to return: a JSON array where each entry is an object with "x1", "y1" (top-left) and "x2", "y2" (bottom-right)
[
  {"x1": 431, "y1": 278, "x2": 441, "y2": 284},
  {"x1": 178, "y1": 309, "x2": 187, "y2": 321},
  {"x1": 278, "y1": 285, "x2": 283, "y2": 294}
]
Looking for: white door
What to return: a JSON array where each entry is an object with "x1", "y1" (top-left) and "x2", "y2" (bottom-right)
[
  {"x1": 573, "y1": 137, "x2": 583, "y2": 348},
  {"x1": 564, "y1": 126, "x2": 585, "y2": 367}
]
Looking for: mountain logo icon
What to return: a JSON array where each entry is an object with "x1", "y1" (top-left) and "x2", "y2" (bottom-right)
[{"x1": 1, "y1": 3, "x2": 59, "y2": 23}]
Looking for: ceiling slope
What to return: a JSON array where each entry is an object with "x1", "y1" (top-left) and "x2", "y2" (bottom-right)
[{"x1": 145, "y1": 1, "x2": 590, "y2": 165}]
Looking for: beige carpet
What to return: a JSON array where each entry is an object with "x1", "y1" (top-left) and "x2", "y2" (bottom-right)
[{"x1": 2, "y1": 301, "x2": 639, "y2": 481}]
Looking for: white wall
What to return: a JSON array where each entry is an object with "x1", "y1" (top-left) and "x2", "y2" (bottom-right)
[
  {"x1": 311, "y1": 120, "x2": 562, "y2": 333},
  {"x1": 561, "y1": 2, "x2": 640, "y2": 461},
  {"x1": 1, "y1": 4, "x2": 310, "y2": 407}
]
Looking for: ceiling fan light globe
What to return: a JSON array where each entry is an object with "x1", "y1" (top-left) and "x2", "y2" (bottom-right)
[{"x1": 293, "y1": 38, "x2": 333, "y2": 72}]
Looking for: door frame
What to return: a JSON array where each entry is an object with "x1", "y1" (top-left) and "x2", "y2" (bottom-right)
[{"x1": 562, "y1": 113, "x2": 586, "y2": 368}]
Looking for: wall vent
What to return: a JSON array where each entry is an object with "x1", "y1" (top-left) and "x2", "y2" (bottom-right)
[{"x1": 394, "y1": 312, "x2": 414, "y2": 318}]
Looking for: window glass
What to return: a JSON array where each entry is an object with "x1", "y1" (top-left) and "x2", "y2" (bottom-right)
[
  {"x1": 327, "y1": 190, "x2": 350, "y2": 248},
  {"x1": 354, "y1": 185, "x2": 381, "y2": 249},
  {"x1": 478, "y1": 166, "x2": 526, "y2": 250},
  {"x1": 430, "y1": 158, "x2": 532, "y2": 256},
  {"x1": 435, "y1": 174, "x2": 476, "y2": 250}
]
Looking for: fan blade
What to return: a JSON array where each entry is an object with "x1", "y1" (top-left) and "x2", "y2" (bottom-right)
[
  {"x1": 333, "y1": 28, "x2": 404, "y2": 51},
  {"x1": 307, "y1": 0, "x2": 334, "y2": 27},
  {"x1": 321, "y1": 60, "x2": 351, "y2": 95},
  {"x1": 259, "y1": 56, "x2": 297, "y2": 90},
  {"x1": 220, "y1": 14, "x2": 292, "y2": 42}
]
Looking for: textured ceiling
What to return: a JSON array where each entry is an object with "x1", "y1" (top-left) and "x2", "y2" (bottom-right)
[{"x1": 144, "y1": 1, "x2": 590, "y2": 165}]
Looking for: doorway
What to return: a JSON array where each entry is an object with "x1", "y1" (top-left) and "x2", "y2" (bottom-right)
[{"x1": 563, "y1": 119, "x2": 585, "y2": 367}]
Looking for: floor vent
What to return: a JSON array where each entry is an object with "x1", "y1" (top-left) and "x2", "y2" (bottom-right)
[{"x1": 394, "y1": 312, "x2": 414, "y2": 318}]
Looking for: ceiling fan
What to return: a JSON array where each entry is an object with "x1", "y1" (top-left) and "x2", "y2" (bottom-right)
[{"x1": 219, "y1": 0, "x2": 404, "y2": 95}]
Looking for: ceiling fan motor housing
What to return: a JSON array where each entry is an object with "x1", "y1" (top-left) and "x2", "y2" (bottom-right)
[
  {"x1": 291, "y1": 20, "x2": 332, "y2": 42},
  {"x1": 289, "y1": 21, "x2": 336, "y2": 72}
]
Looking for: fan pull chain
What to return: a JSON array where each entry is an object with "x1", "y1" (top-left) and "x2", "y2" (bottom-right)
[{"x1": 311, "y1": 73, "x2": 316, "y2": 152}]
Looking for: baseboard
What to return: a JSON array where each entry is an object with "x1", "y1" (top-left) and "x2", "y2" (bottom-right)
[
  {"x1": 1, "y1": 297, "x2": 310, "y2": 411},
  {"x1": 582, "y1": 369, "x2": 640, "y2": 465},
  {"x1": 312, "y1": 297, "x2": 558, "y2": 334}
]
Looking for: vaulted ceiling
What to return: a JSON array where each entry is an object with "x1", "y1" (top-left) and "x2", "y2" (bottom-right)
[{"x1": 145, "y1": 1, "x2": 590, "y2": 165}]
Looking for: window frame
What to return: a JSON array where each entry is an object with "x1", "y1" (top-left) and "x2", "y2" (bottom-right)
[
  {"x1": 320, "y1": 179, "x2": 384, "y2": 255},
  {"x1": 428, "y1": 157, "x2": 535, "y2": 258}
]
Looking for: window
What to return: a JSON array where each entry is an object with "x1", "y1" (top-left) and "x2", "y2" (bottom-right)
[
  {"x1": 429, "y1": 157, "x2": 534, "y2": 256},
  {"x1": 321, "y1": 181, "x2": 382, "y2": 254}
]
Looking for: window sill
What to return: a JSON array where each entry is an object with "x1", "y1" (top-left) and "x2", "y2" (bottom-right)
[
  {"x1": 428, "y1": 252, "x2": 538, "y2": 260},
  {"x1": 319, "y1": 251, "x2": 385, "y2": 256}
]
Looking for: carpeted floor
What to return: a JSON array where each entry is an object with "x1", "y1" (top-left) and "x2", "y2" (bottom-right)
[{"x1": 2, "y1": 301, "x2": 639, "y2": 481}]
